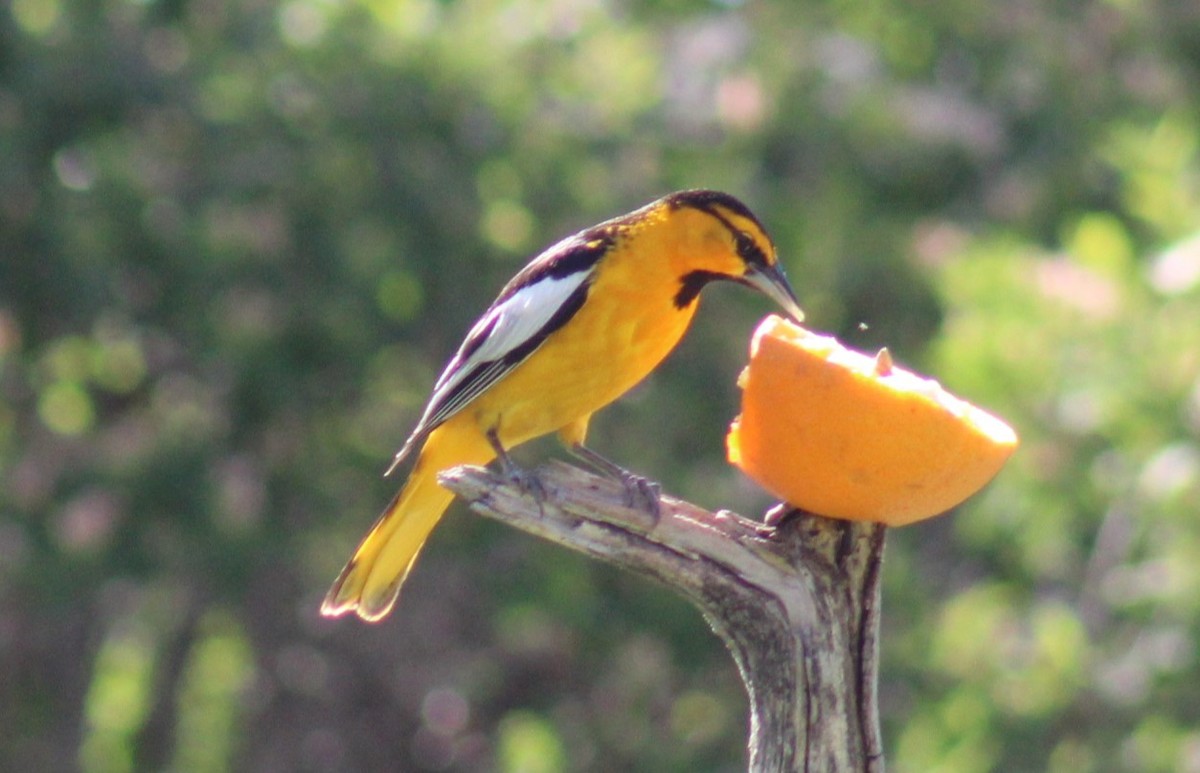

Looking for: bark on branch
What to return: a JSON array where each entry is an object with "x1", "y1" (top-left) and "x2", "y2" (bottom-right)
[{"x1": 438, "y1": 461, "x2": 886, "y2": 773}]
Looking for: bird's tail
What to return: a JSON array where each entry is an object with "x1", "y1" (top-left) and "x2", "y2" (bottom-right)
[{"x1": 321, "y1": 425, "x2": 495, "y2": 622}]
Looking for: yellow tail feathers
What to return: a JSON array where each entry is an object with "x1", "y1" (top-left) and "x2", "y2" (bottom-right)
[{"x1": 321, "y1": 424, "x2": 494, "y2": 622}]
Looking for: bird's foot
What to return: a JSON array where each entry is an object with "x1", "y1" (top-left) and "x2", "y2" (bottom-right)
[
  {"x1": 504, "y1": 462, "x2": 548, "y2": 502},
  {"x1": 488, "y1": 429, "x2": 547, "y2": 506},
  {"x1": 570, "y1": 444, "x2": 661, "y2": 519},
  {"x1": 621, "y1": 473, "x2": 662, "y2": 518}
]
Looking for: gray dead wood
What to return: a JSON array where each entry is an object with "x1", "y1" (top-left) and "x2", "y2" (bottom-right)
[{"x1": 439, "y1": 461, "x2": 886, "y2": 773}]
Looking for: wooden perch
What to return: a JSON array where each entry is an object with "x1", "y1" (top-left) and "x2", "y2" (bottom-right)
[{"x1": 438, "y1": 461, "x2": 887, "y2": 773}]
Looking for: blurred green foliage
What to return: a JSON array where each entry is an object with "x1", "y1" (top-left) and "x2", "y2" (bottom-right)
[{"x1": 2, "y1": 0, "x2": 1199, "y2": 770}]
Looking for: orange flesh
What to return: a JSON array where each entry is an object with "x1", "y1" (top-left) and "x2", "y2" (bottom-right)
[{"x1": 727, "y1": 316, "x2": 1018, "y2": 526}]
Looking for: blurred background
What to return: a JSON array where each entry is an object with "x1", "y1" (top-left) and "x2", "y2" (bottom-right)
[{"x1": 3, "y1": 0, "x2": 1200, "y2": 770}]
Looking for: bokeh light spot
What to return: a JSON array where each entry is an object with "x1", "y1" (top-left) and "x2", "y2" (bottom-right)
[
  {"x1": 54, "y1": 147, "x2": 97, "y2": 192},
  {"x1": 482, "y1": 199, "x2": 535, "y2": 253},
  {"x1": 12, "y1": 0, "x2": 61, "y2": 36},
  {"x1": 39, "y1": 380, "x2": 95, "y2": 436},
  {"x1": 377, "y1": 270, "x2": 423, "y2": 322}
]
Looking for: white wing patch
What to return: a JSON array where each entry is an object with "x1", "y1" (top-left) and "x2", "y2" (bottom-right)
[
  {"x1": 441, "y1": 271, "x2": 590, "y2": 393},
  {"x1": 385, "y1": 267, "x2": 593, "y2": 474},
  {"x1": 432, "y1": 269, "x2": 590, "y2": 401}
]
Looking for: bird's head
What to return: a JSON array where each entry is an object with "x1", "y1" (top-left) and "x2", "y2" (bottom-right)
[{"x1": 657, "y1": 189, "x2": 805, "y2": 322}]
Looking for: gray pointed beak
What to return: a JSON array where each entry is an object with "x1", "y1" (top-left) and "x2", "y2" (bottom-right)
[{"x1": 742, "y1": 262, "x2": 805, "y2": 323}]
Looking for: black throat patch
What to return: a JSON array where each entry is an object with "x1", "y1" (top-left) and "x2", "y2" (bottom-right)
[{"x1": 674, "y1": 269, "x2": 727, "y2": 309}]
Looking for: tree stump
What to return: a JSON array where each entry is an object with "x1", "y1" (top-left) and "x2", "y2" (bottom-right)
[{"x1": 439, "y1": 461, "x2": 886, "y2": 773}]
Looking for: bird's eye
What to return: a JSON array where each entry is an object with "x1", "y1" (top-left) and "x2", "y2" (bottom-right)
[{"x1": 734, "y1": 232, "x2": 768, "y2": 269}]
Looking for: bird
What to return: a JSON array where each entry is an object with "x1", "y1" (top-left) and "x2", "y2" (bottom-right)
[{"x1": 321, "y1": 189, "x2": 805, "y2": 622}]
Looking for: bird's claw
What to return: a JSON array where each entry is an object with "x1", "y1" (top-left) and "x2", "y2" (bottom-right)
[
  {"x1": 506, "y1": 464, "x2": 547, "y2": 502},
  {"x1": 488, "y1": 428, "x2": 547, "y2": 511},
  {"x1": 568, "y1": 443, "x2": 662, "y2": 519},
  {"x1": 620, "y1": 472, "x2": 661, "y2": 519}
]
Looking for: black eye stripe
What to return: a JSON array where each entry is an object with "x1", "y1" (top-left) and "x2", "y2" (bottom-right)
[
  {"x1": 690, "y1": 202, "x2": 771, "y2": 271},
  {"x1": 734, "y1": 231, "x2": 769, "y2": 269}
]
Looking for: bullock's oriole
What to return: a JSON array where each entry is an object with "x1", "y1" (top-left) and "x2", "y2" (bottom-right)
[{"x1": 322, "y1": 189, "x2": 804, "y2": 622}]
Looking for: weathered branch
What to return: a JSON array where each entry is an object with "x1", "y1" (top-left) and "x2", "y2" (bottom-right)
[{"x1": 439, "y1": 461, "x2": 886, "y2": 773}]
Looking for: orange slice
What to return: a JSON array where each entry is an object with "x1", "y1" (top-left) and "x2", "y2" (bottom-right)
[{"x1": 727, "y1": 315, "x2": 1018, "y2": 526}]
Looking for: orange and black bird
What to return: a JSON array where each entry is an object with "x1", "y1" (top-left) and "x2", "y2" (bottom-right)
[{"x1": 322, "y1": 189, "x2": 804, "y2": 621}]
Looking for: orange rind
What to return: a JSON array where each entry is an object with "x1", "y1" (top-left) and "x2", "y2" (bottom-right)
[{"x1": 727, "y1": 315, "x2": 1018, "y2": 526}]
